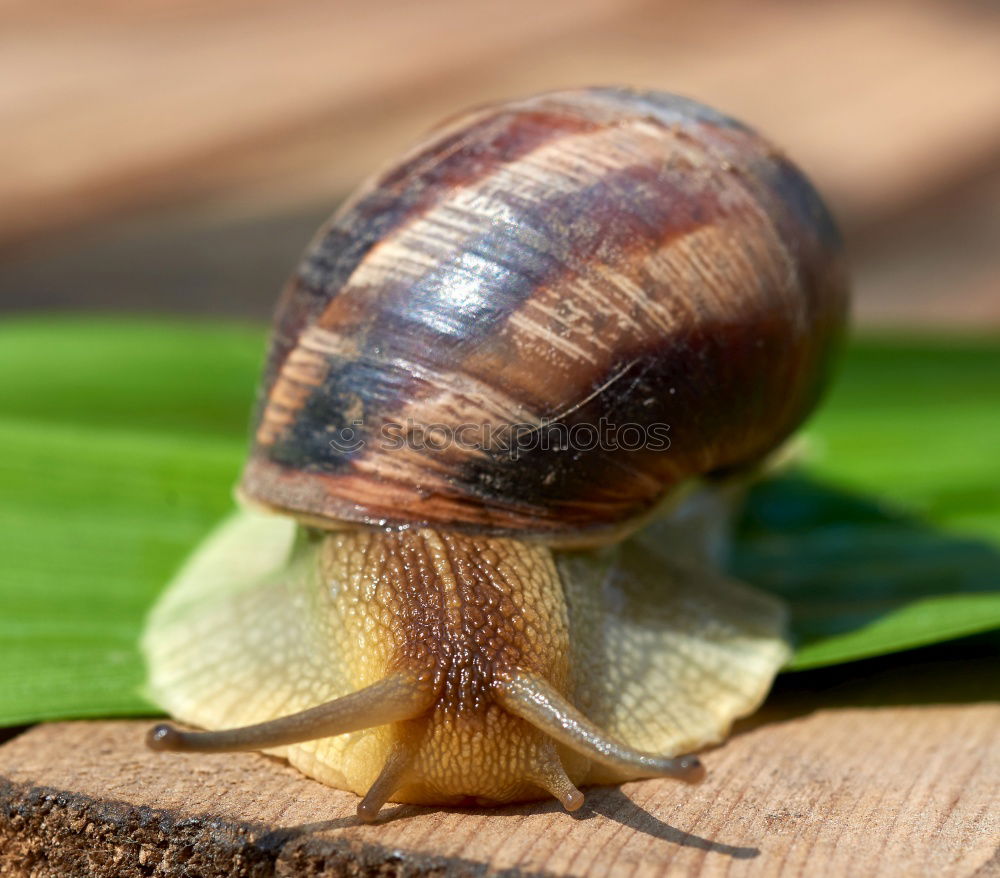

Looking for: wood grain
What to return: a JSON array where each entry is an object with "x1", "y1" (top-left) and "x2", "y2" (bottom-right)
[
  {"x1": 4, "y1": 0, "x2": 1000, "y2": 329},
  {"x1": 1, "y1": 701, "x2": 996, "y2": 877},
  {"x1": 0, "y1": 0, "x2": 628, "y2": 248},
  {"x1": 3, "y1": 0, "x2": 1000, "y2": 249}
]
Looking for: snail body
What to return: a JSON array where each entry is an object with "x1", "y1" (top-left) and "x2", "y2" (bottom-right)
[{"x1": 144, "y1": 87, "x2": 847, "y2": 819}]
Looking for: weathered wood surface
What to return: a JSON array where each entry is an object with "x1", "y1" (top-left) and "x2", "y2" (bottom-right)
[
  {"x1": 1, "y1": 698, "x2": 996, "y2": 877},
  {"x1": 3, "y1": 0, "x2": 1000, "y2": 327},
  {"x1": 3, "y1": 0, "x2": 1000, "y2": 243}
]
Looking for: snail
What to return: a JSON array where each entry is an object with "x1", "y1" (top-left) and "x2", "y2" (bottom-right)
[{"x1": 142, "y1": 86, "x2": 848, "y2": 821}]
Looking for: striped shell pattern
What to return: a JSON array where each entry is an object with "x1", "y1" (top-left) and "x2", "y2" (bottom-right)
[{"x1": 240, "y1": 87, "x2": 848, "y2": 541}]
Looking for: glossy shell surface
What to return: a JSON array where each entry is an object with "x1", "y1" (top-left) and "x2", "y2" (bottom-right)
[{"x1": 241, "y1": 87, "x2": 848, "y2": 539}]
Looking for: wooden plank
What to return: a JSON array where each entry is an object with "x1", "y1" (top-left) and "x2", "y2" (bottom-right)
[
  {"x1": 2, "y1": 0, "x2": 1000, "y2": 249},
  {"x1": 0, "y1": 0, "x2": 629, "y2": 248},
  {"x1": 1, "y1": 699, "x2": 996, "y2": 876},
  {"x1": 852, "y1": 172, "x2": 1000, "y2": 328},
  {"x1": 4, "y1": 166, "x2": 1000, "y2": 326}
]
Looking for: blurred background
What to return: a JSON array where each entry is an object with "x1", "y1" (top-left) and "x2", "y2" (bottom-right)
[{"x1": 1, "y1": 0, "x2": 998, "y2": 326}]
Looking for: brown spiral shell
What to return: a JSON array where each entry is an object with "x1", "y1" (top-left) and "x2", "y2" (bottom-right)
[{"x1": 239, "y1": 87, "x2": 848, "y2": 541}]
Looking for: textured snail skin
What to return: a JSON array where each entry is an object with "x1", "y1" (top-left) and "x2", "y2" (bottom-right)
[
  {"x1": 144, "y1": 87, "x2": 846, "y2": 819},
  {"x1": 144, "y1": 504, "x2": 788, "y2": 813},
  {"x1": 241, "y1": 86, "x2": 847, "y2": 539}
]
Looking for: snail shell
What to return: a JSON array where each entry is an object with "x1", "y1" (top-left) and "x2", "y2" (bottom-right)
[
  {"x1": 241, "y1": 86, "x2": 846, "y2": 539},
  {"x1": 144, "y1": 87, "x2": 847, "y2": 820}
]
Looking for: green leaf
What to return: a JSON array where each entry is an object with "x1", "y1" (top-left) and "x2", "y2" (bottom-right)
[
  {"x1": 804, "y1": 337, "x2": 1000, "y2": 543},
  {"x1": 732, "y1": 334, "x2": 1000, "y2": 669},
  {"x1": 0, "y1": 317, "x2": 997, "y2": 724},
  {"x1": 0, "y1": 318, "x2": 261, "y2": 725},
  {"x1": 732, "y1": 474, "x2": 1000, "y2": 669}
]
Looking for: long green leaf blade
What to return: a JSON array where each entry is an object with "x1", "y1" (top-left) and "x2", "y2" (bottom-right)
[{"x1": 0, "y1": 318, "x2": 997, "y2": 723}]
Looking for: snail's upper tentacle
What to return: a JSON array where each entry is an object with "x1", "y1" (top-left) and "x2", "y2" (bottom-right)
[
  {"x1": 146, "y1": 672, "x2": 435, "y2": 754},
  {"x1": 497, "y1": 671, "x2": 705, "y2": 784}
]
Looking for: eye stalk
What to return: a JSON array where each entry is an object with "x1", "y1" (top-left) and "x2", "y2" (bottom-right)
[
  {"x1": 146, "y1": 673, "x2": 434, "y2": 753},
  {"x1": 496, "y1": 673, "x2": 707, "y2": 785},
  {"x1": 146, "y1": 657, "x2": 704, "y2": 822}
]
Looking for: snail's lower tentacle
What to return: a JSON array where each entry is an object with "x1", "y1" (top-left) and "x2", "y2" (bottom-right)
[
  {"x1": 146, "y1": 673, "x2": 435, "y2": 754},
  {"x1": 497, "y1": 672, "x2": 706, "y2": 783},
  {"x1": 528, "y1": 740, "x2": 585, "y2": 812},
  {"x1": 357, "y1": 740, "x2": 415, "y2": 823}
]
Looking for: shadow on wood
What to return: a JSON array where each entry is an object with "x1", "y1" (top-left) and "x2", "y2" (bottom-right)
[{"x1": 0, "y1": 697, "x2": 995, "y2": 876}]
